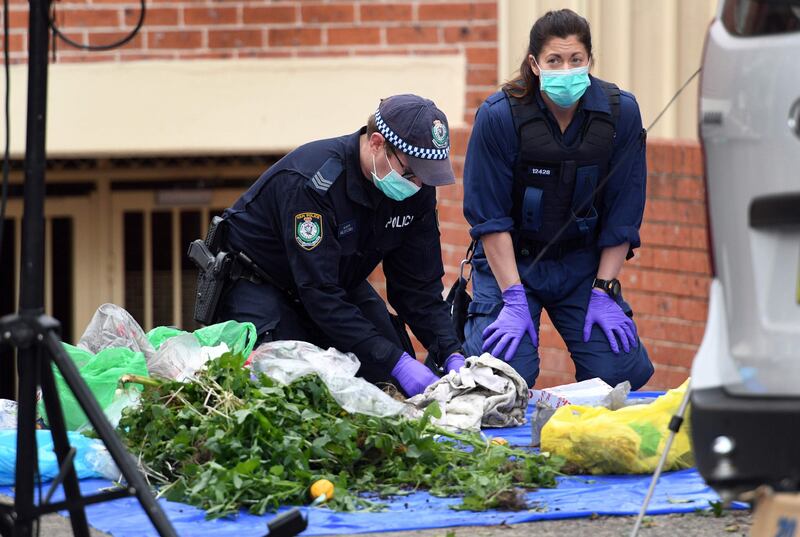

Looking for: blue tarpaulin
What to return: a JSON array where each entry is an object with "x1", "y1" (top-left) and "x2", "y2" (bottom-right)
[
  {"x1": 0, "y1": 470, "x2": 742, "y2": 536},
  {"x1": 0, "y1": 392, "x2": 745, "y2": 536}
]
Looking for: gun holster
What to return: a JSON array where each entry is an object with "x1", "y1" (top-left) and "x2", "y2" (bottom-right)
[{"x1": 188, "y1": 216, "x2": 232, "y2": 325}]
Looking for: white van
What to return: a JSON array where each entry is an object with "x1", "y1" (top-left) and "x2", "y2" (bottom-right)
[{"x1": 691, "y1": 0, "x2": 800, "y2": 499}]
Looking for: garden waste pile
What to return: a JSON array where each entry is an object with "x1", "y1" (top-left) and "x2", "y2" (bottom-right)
[
  {"x1": 118, "y1": 351, "x2": 563, "y2": 518},
  {"x1": 33, "y1": 304, "x2": 562, "y2": 519}
]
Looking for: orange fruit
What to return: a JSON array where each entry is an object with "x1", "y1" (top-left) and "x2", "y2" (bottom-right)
[
  {"x1": 310, "y1": 479, "x2": 335, "y2": 501},
  {"x1": 490, "y1": 437, "x2": 508, "y2": 446}
]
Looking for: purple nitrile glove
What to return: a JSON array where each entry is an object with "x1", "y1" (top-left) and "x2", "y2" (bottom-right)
[
  {"x1": 444, "y1": 353, "x2": 466, "y2": 374},
  {"x1": 582, "y1": 288, "x2": 639, "y2": 354},
  {"x1": 391, "y1": 352, "x2": 440, "y2": 397},
  {"x1": 482, "y1": 283, "x2": 538, "y2": 362}
]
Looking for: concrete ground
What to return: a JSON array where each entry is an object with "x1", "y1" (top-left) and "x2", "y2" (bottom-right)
[
  {"x1": 359, "y1": 510, "x2": 753, "y2": 537},
  {"x1": 2, "y1": 493, "x2": 752, "y2": 537}
]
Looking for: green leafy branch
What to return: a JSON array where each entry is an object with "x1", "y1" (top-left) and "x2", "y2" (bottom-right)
[{"x1": 118, "y1": 352, "x2": 562, "y2": 519}]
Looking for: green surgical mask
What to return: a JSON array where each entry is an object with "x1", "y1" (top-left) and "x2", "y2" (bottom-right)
[
  {"x1": 371, "y1": 151, "x2": 421, "y2": 201},
  {"x1": 536, "y1": 61, "x2": 591, "y2": 108}
]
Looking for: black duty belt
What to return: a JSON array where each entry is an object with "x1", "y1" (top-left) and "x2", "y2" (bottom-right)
[
  {"x1": 516, "y1": 236, "x2": 591, "y2": 261},
  {"x1": 228, "y1": 250, "x2": 299, "y2": 303},
  {"x1": 188, "y1": 216, "x2": 300, "y2": 325}
]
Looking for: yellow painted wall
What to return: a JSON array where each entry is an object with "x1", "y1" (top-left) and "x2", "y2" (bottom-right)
[{"x1": 2, "y1": 56, "x2": 466, "y2": 158}]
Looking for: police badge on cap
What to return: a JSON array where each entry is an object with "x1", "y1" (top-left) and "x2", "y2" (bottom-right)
[
  {"x1": 375, "y1": 94, "x2": 455, "y2": 186},
  {"x1": 431, "y1": 120, "x2": 448, "y2": 149}
]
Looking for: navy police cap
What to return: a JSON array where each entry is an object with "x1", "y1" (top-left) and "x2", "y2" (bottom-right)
[{"x1": 375, "y1": 94, "x2": 455, "y2": 187}]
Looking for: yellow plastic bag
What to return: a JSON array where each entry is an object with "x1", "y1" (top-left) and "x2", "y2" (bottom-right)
[{"x1": 540, "y1": 380, "x2": 693, "y2": 474}]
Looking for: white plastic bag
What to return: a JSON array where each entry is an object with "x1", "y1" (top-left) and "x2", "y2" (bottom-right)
[
  {"x1": 0, "y1": 399, "x2": 18, "y2": 429},
  {"x1": 530, "y1": 378, "x2": 631, "y2": 446},
  {"x1": 77, "y1": 303, "x2": 156, "y2": 364},
  {"x1": 530, "y1": 377, "x2": 630, "y2": 409},
  {"x1": 147, "y1": 334, "x2": 228, "y2": 381},
  {"x1": 83, "y1": 441, "x2": 121, "y2": 481},
  {"x1": 248, "y1": 340, "x2": 413, "y2": 418}
]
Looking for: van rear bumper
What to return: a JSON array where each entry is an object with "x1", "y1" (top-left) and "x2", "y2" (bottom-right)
[{"x1": 691, "y1": 387, "x2": 800, "y2": 497}]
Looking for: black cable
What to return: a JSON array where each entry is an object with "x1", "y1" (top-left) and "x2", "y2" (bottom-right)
[
  {"x1": 0, "y1": 0, "x2": 11, "y2": 266},
  {"x1": 49, "y1": 0, "x2": 145, "y2": 51},
  {"x1": 517, "y1": 67, "x2": 702, "y2": 281}
]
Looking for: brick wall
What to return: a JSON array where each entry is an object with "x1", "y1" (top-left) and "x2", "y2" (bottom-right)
[
  {"x1": 1, "y1": 0, "x2": 498, "y2": 116},
  {"x1": 2, "y1": 0, "x2": 708, "y2": 390}
]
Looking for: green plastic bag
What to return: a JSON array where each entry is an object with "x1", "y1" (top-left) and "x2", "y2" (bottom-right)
[
  {"x1": 146, "y1": 326, "x2": 184, "y2": 349},
  {"x1": 146, "y1": 320, "x2": 257, "y2": 361},
  {"x1": 39, "y1": 343, "x2": 149, "y2": 431}
]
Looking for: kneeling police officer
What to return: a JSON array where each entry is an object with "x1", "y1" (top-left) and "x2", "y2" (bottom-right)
[{"x1": 192, "y1": 94, "x2": 465, "y2": 397}]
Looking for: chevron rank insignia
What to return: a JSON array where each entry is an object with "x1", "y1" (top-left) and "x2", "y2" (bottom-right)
[{"x1": 307, "y1": 157, "x2": 342, "y2": 194}]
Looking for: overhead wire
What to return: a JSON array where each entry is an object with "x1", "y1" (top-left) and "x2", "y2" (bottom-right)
[{"x1": 49, "y1": 0, "x2": 145, "y2": 52}]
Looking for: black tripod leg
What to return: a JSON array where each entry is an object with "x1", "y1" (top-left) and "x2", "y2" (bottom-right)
[
  {"x1": 12, "y1": 347, "x2": 39, "y2": 537},
  {"x1": 38, "y1": 345, "x2": 91, "y2": 537},
  {"x1": 42, "y1": 332, "x2": 177, "y2": 537}
]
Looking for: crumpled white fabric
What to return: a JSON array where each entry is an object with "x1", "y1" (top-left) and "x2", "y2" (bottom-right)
[
  {"x1": 407, "y1": 353, "x2": 529, "y2": 431},
  {"x1": 247, "y1": 340, "x2": 416, "y2": 418}
]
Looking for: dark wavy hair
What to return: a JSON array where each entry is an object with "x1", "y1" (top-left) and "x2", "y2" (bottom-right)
[{"x1": 504, "y1": 9, "x2": 593, "y2": 98}]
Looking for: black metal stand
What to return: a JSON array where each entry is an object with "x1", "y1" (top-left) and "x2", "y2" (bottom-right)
[{"x1": 0, "y1": 0, "x2": 176, "y2": 535}]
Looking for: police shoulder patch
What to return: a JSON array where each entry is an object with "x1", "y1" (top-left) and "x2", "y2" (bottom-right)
[{"x1": 295, "y1": 212, "x2": 323, "y2": 250}]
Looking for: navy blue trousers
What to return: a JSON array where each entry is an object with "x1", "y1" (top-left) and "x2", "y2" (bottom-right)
[{"x1": 463, "y1": 245, "x2": 654, "y2": 390}]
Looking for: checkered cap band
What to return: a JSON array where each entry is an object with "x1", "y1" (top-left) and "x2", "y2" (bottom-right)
[{"x1": 375, "y1": 109, "x2": 450, "y2": 160}]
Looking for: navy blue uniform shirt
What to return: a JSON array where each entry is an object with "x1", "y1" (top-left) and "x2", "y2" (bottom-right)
[
  {"x1": 223, "y1": 128, "x2": 460, "y2": 369},
  {"x1": 463, "y1": 76, "x2": 647, "y2": 250}
]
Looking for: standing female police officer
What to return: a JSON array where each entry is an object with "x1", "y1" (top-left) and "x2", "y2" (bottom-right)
[
  {"x1": 462, "y1": 9, "x2": 654, "y2": 389},
  {"x1": 216, "y1": 94, "x2": 465, "y2": 397}
]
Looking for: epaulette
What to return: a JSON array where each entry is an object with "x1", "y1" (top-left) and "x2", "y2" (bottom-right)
[
  {"x1": 306, "y1": 157, "x2": 342, "y2": 195},
  {"x1": 486, "y1": 92, "x2": 505, "y2": 106},
  {"x1": 596, "y1": 80, "x2": 621, "y2": 123}
]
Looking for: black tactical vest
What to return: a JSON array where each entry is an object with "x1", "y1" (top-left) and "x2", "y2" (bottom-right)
[{"x1": 506, "y1": 79, "x2": 620, "y2": 244}]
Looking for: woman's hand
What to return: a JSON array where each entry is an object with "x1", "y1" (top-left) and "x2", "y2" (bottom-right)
[
  {"x1": 482, "y1": 283, "x2": 538, "y2": 361},
  {"x1": 582, "y1": 289, "x2": 638, "y2": 353}
]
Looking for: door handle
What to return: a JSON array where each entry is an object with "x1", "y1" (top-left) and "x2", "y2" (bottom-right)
[{"x1": 790, "y1": 98, "x2": 800, "y2": 139}]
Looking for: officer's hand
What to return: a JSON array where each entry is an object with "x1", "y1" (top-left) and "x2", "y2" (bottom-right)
[
  {"x1": 582, "y1": 289, "x2": 638, "y2": 354},
  {"x1": 391, "y1": 352, "x2": 440, "y2": 398},
  {"x1": 444, "y1": 353, "x2": 466, "y2": 374},
  {"x1": 482, "y1": 284, "x2": 538, "y2": 361}
]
